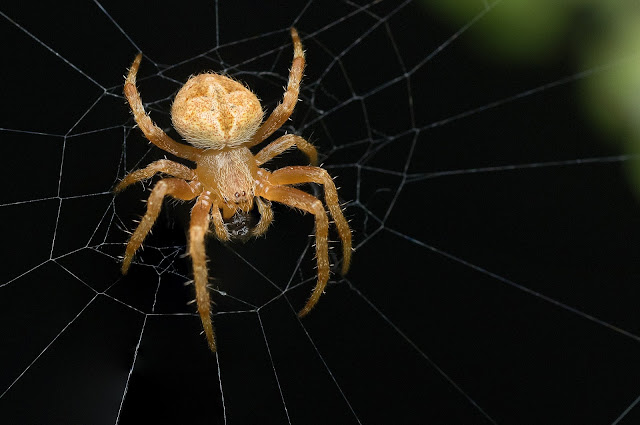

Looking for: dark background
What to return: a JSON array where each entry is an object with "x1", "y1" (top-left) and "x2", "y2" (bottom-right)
[{"x1": 1, "y1": 1, "x2": 639, "y2": 424}]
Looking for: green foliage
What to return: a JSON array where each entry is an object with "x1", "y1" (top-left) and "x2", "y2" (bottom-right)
[{"x1": 421, "y1": 0, "x2": 640, "y2": 198}]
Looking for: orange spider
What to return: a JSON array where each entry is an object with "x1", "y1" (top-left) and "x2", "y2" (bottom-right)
[{"x1": 115, "y1": 28, "x2": 352, "y2": 352}]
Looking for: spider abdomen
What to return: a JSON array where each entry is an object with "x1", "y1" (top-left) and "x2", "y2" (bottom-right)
[{"x1": 171, "y1": 74, "x2": 263, "y2": 149}]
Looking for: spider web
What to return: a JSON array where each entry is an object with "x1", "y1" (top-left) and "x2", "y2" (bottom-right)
[{"x1": 1, "y1": 0, "x2": 640, "y2": 424}]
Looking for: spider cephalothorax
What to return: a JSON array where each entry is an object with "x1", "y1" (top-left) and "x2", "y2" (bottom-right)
[{"x1": 116, "y1": 28, "x2": 352, "y2": 352}]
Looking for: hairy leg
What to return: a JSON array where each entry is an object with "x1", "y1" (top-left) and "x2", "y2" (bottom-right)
[
  {"x1": 115, "y1": 159, "x2": 196, "y2": 193},
  {"x1": 189, "y1": 195, "x2": 217, "y2": 352},
  {"x1": 269, "y1": 166, "x2": 352, "y2": 274},
  {"x1": 122, "y1": 178, "x2": 200, "y2": 273},
  {"x1": 254, "y1": 134, "x2": 318, "y2": 167},
  {"x1": 209, "y1": 200, "x2": 231, "y2": 242},
  {"x1": 252, "y1": 198, "x2": 274, "y2": 237},
  {"x1": 257, "y1": 183, "x2": 329, "y2": 317},
  {"x1": 249, "y1": 28, "x2": 305, "y2": 146},
  {"x1": 125, "y1": 54, "x2": 203, "y2": 162}
]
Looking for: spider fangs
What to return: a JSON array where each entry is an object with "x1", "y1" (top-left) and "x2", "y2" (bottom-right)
[{"x1": 115, "y1": 28, "x2": 352, "y2": 352}]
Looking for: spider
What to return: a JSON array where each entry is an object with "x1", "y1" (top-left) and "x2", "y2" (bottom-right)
[{"x1": 115, "y1": 28, "x2": 352, "y2": 352}]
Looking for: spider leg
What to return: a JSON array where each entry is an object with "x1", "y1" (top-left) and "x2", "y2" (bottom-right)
[
  {"x1": 121, "y1": 178, "x2": 200, "y2": 273},
  {"x1": 210, "y1": 199, "x2": 231, "y2": 242},
  {"x1": 125, "y1": 54, "x2": 203, "y2": 162},
  {"x1": 252, "y1": 198, "x2": 274, "y2": 237},
  {"x1": 269, "y1": 166, "x2": 352, "y2": 274},
  {"x1": 115, "y1": 159, "x2": 196, "y2": 193},
  {"x1": 254, "y1": 134, "x2": 318, "y2": 167},
  {"x1": 189, "y1": 195, "x2": 217, "y2": 352},
  {"x1": 249, "y1": 28, "x2": 305, "y2": 146},
  {"x1": 256, "y1": 183, "x2": 330, "y2": 317}
]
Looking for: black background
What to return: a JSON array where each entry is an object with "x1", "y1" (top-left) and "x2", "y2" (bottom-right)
[{"x1": 1, "y1": 1, "x2": 639, "y2": 424}]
